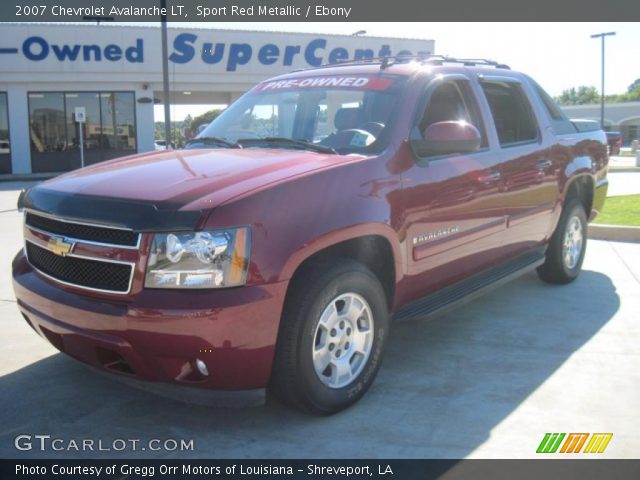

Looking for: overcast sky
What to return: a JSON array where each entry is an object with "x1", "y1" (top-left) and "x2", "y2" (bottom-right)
[{"x1": 153, "y1": 22, "x2": 639, "y2": 121}]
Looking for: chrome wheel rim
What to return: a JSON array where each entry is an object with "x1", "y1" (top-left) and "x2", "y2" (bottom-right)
[
  {"x1": 563, "y1": 215, "x2": 583, "y2": 270},
  {"x1": 312, "y1": 293, "x2": 374, "y2": 389}
]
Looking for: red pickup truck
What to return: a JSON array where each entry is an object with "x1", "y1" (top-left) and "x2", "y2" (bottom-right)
[{"x1": 13, "y1": 57, "x2": 608, "y2": 414}]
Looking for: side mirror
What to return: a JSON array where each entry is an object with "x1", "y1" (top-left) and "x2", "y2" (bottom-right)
[{"x1": 411, "y1": 121, "x2": 481, "y2": 157}]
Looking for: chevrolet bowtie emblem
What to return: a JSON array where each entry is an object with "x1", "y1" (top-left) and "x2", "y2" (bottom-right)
[{"x1": 47, "y1": 237, "x2": 74, "y2": 256}]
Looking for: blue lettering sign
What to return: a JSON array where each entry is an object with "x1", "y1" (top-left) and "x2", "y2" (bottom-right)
[
  {"x1": 22, "y1": 36, "x2": 48, "y2": 61},
  {"x1": 328, "y1": 47, "x2": 349, "y2": 64},
  {"x1": 17, "y1": 33, "x2": 425, "y2": 70},
  {"x1": 125, "y1": 39, "x2": 144, "y2": 63},
  {"x1": 228, "y1": 43, "x2": 251, "y2": 71},
  {"x1": 378, "y1": 45, "x2": 392, "y2": 57},
  {"x1": 21, "y1": 36, "x2": 144, "y2": 63},
  {"x1": 202, "y1": 43, "x2": 224, "y2": 64},
  {"x1": 83, "y1": 45, "x2": 101, "y2": 61},
  {"x1": 304, "y1": 38, "x2": 325, "y2": 67},
  {"x1": 169, "y1": 33, "x2": 196, "y2": 64},
  {"x1": 283, "y1": 45, "x2": 300, "y2": 66},
  {"x1": 51, "y1": 44, "x2": 81, "y2": 61},
  {"x1": 258, "y1": 44, "x2": 279, "y2": 65}
]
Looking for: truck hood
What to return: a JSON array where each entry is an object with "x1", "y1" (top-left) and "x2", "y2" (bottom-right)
[{"x1": 21, "y1": 148, "x2": 361, "y2": 231}]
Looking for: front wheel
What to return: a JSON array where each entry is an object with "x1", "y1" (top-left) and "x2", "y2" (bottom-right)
[
  {"x1": 271, "y1": 260, "x2": 389, "y2": 414},
  {"x1": 537, "y1": 198, "x2": 588, "y2": 284}
]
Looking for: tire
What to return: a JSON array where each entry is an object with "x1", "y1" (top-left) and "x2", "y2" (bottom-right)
[
  {"x1": 271, "y1": 260, "x2": 389, "y2": 415},
  {"x1": 537, "y1": 198, "x2": 588, "y2": 284}
]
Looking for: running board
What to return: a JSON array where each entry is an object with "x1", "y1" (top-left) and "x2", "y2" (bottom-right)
[{"x1": 393, "y1": 248, "x2": 546, "y2": 322}]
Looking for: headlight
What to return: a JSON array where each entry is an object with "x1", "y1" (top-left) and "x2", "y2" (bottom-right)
[{"x1": 145, "y1": 227, "x2": 250, "y2": 289}]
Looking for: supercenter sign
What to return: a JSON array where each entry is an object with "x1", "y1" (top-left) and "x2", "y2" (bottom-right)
[{"x1": 1, "y1": 24, "x2": 434, "y2": 75}]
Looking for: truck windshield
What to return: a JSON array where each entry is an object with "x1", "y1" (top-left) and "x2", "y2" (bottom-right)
[{"x1": 192, "y1": 74, "x2": 406, "y2": 155}]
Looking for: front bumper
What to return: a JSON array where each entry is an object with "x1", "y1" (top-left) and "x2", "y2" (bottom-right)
[{"x1": 12, "y1": 250, "x2": 288, "y2": 390}]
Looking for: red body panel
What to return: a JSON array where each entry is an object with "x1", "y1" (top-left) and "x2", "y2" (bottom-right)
[{"x1": 12, "y1": 62, "x2": 609, "y2": 390}]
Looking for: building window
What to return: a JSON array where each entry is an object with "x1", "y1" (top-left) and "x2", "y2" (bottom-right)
[
  {"x1": 0, "y1": 93, "x2": 11, "y2": 174},
  {"x1": 28, "y1": 91, "x2": 137, "y2": 173}
]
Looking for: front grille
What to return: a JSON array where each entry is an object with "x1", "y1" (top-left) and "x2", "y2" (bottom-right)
[
  {"x1": 25, "y1": 212, "x2": 139, "y2": 247},
  {"x1": 26, "y1": 242, "x2": 132, "y2": 293}
]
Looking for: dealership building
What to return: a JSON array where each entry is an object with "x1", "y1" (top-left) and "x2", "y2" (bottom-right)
[
  {"x1": 562, "y1": 102, "x2": 640, "y2": 146},
  {"x1": 0, "y1": 23, "x2": 434, "y2": 177}
]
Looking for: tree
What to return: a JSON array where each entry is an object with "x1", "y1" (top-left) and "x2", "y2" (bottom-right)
[
  {"x1": 182, "y1": 114, "x2": 194, "y2": 140},
  {"x1": 556, "y1": 86, "x2": 600, "y2": 105},
  {"x1": 557, "y1": 81, "x2": 640, "y2": 105},
  {"x1": 183, "y1": 114, "x2": 193, "y2": 130},
  {"x1": 192, "y1": 109, "x2": 224, "y2": 131},
  {"x1": 628, "y1": 79, "x2": 640, "y2": 94},
  {"x1": 154, "y1": 119, "x2": 187, "y2": 147}
]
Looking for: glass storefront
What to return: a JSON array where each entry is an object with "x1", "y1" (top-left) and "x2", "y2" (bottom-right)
[
  {"x1": 0, "y1": 93, "x2": 10, "y2": 174},
  {"x1": 28, "y1": 91, "x2": 137, "y2": 173}
]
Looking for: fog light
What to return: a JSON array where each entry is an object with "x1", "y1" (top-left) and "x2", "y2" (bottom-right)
[{"x1": 195, "y1": 358, "x2": 209, "y2": 377}]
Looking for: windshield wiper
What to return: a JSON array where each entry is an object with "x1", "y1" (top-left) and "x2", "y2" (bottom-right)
[
  {"x1": 185, "y1": 136, "x2": 241, "y2": 148},
  {"x1": 237, "y1": 137, "x2": 336, "y2": 154}
]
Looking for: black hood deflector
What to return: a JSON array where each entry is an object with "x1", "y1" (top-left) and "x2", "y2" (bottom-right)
[{"x1": 19, "y1": 187, "x2": 204, "y2": 232}]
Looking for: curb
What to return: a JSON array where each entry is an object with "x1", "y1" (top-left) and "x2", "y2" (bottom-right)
[
  {"x1": 589, "y1": 224, "x2": 640, "y2": 243},
  {"x1": 609, "y1": 166, "x2": 640, "y2": 172}
]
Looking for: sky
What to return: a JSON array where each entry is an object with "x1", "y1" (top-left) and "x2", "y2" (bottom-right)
[{"x1": 152, "y1": 22, "x2": 640, "y2": 121}]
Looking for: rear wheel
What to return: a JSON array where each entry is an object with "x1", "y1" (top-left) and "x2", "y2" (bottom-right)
[
  {"x1": 271, "y1": 260, "x2": 389, "y2": 414},
  {"x1": 537, "y1": 198, "x2": 587, "y2": 284}
]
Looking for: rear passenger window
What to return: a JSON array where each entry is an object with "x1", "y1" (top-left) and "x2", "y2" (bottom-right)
[
  {"x1": 531, "y1": 80, "x2": 578, "y2": 135},
  {"x1": 481, "y1": 81, "x2": 538, "y2": 146}
]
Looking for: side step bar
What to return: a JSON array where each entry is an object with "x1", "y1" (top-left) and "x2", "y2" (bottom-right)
[{"x1": 393, "y1": 248, "x2": 546, "y2": 322}]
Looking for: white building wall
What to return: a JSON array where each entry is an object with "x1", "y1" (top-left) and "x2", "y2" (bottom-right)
[
  {"x1": 7, "y1": 85, "x2": 30, "y2": 174},
  {"x1": 135, "y1": 88, "x2": 155, "y2": 154}
]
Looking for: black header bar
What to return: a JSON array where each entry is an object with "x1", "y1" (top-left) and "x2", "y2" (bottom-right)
[
  {"x1": 2, "y1": 0, "x2": 640, "y2": 22},
  {"x1": 3, "y1": 460, "x2": 640, "y2": 480}
]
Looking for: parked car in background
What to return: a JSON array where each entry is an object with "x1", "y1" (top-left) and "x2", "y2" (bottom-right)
[
  {"x1": 606, "y1": 131, "x2": 623, "y2": 156},
  {"x1": 14, "y1": 57, "x2": 609, "y2": 414},
  {"x1": 154, "y1": 140, "x2": 175, "y2": 150}
]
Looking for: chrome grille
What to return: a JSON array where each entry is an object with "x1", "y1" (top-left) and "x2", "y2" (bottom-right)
[
  {"x1": 25, "y1": 211, "x2": 139, "y2": 248},
  {"x1": 26, "y1": 242, "x2": 133, "y2": 294},
  {"x1": 23, "y1": 211, "x2": 138, "y2": 295}
]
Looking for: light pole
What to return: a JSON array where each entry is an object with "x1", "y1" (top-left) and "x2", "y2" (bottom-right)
[
  {"x1": 160, "y1": 0, "x2": 171, "y2": 149},
  {"x1": 590, "y1": 31, "x2": 616, "y2": 130}
]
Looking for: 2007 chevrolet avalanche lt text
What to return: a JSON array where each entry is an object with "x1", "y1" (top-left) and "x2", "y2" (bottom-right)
[{"x1": 12, "y1": 57, "x2": 608, "y2": 414}]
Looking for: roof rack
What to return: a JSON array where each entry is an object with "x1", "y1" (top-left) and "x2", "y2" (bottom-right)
[{"x1": 312, "y1": 54, "x2": 510, "y2": 71}]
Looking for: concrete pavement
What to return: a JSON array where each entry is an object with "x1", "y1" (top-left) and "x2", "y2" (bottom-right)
[
  {"x1": 609, "y1": 154, "x2": 640, "y2": 170},
  {"x1": 607, "y1": 170, "x2": 640, "y2": 197},
  {"x1": 0, "y1": 183, "x2": 639, "y2": 459}
]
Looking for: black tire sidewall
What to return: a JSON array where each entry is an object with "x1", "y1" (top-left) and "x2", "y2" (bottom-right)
[
  {"x1": 553, "y1": 200, "x2": 588, "y2": 280},
  {"x1": 296, "y1": 269, "x2": 389, "y2": 413}
]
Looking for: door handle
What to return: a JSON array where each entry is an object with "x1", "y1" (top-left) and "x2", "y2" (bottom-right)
[
  {"x1": 536, "y1": 159, "x2": 553, "y2": 169},
  {"x1": 477, "y1": 171, "x2": 501, "y2": 184}
]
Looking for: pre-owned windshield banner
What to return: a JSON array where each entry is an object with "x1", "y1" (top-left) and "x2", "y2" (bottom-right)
[{"x1": 252, "y1": 76, "x2": 396, "y2": 92}]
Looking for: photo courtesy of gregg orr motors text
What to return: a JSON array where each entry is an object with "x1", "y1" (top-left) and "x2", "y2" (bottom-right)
[
  {"x1": 16, "y1": 463, "x2": 387, "y2": 477},
  {"x1": 14, "y1": 435, "x2": 194, "y2": 452}
]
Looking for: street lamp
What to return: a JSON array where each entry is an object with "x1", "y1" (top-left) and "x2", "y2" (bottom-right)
[
  {"x1": 160, "y1": 0, "x2": 172, "y2": 149},
  {"x1": 352, "y1": 30, "x2": 367, "y2": 36},
  {"x1": 590, "y1": 31, "x2": 616, "y2": 130}
]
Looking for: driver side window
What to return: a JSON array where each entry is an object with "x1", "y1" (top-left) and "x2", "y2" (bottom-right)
[{"x1": 419, "y1": 80, "x2": 487, "y2": 150}]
